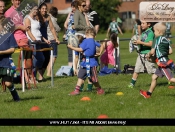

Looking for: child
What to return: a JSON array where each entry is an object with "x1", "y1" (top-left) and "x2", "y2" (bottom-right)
[
  {"x1": 128, "y1": 21, "x2": 156, "y2": 88},
  {"x1": 0, "y1": 16, "x2": 20, "y2": 101},
  {"x1": 100, "y1": 32, "x2": 118, "y2": 70},
  {"x1": 67, "y1": 27, "x2": 105, "y2": 95},
  {"x1": 106, "y1": 17, "x2": 123, "y2": 37},
  {"x1": 140, "y1": 22, "x2": 174, "y2": 98}
]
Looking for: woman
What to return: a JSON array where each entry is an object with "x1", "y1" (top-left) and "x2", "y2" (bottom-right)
[
  {"x1": 24, "y1": 4, "x2": 48, "y2": 82},
  {"x1": 47, "y1": 6, "x2": 61, "y2": 77},
  {"x1": 64, "y1": 1, "x2": 78, "y2": 67},
  {"x1": 38, "y1": 3, "x2": 60, "y2": 81}
]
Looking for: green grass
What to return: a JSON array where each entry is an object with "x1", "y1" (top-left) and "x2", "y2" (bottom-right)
[{"x1": 1, "y1": 32, "x2": 175, "y2": 131}]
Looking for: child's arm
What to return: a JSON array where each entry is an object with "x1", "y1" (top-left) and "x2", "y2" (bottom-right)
[
  {"x1": 117, "y1": 26, "x2": 123, "y2": 35},
  {"x1": 0, "y1": 48, "x2": 15, "y2": 55},
  {"x1": 169, "y1": 46, "x2": 173, "y2": 55},
  {"x1": 106, "y1": 27, "x2": 110, "y2": 37},
  {"x1": 67, "y1": 44, "x2": 83, "y2": 52},
  {"x1": 134, "y1": 40, "x2": 153, "y2": 47}
]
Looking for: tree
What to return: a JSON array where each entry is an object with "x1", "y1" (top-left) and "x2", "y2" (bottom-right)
[
  {"x1": 4, "y1": 0, "x2": 12, "y2": 12},
  {"x1": 91, "y1": 0, "x2": 122, "y2": 32}
]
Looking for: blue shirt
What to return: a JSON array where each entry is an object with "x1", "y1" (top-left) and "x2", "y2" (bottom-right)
[
  {"x1": 75, "y1": 38, "x2": 100, "y2": 67},
  {"x1": 0, "y1": 33, "x2": 18, "y2": 68}
]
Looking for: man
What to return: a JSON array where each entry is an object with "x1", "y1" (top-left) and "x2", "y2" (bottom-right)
[
  {"x1": 85, "y1": 0, "x2": 99, "y2": 34},
  {"x1": 0, "y1": 0, "x2": 4, "y2": 16},
  {"x1": 5, "y1": 0, "x2": 35, "y2": 84}
]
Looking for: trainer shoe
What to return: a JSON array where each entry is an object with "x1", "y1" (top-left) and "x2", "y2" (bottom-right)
[
  {"x1": 140, "y1": 90, "x2": 150, "y2": 98},
  {"x1": 97, "y1": 88, "x2": 105, "y2": 95},
  {"x1": 69, "y1": 90, "x2": 80, "y2": 95},
  {"x1": 128, "y1": 84, "x2": 134, "y2": 88}
]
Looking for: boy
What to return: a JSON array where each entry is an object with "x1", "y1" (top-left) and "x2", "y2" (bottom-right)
[
  {"x1": 128, "y1": 21, "x2": 156, "y2": 88},
  {"x1": 67, "y1": 27, "x2": 105, "y2": 95},
  {"x1": 0, "y1": 16, "x2": 20, "y2": 101},
  {"x1": 106, "y1": 17, "x2": 123, "y2": 37},
  {"x1": 140, "y1": 22, "x2": 174, "y2": 98}
]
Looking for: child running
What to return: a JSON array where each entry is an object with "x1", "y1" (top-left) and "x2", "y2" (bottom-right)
[
  {"x1": 67, "y1": 27, "x2": 105, "y2": 95},
  {"x1": 140, "y1": 22, "x2": 174, "y2": 98}
]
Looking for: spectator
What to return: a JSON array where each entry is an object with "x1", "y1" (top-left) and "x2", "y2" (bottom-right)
[
  {"x1": 85, "y1": 0, "x2": 99, "y2": 33},
  {"x1": 37, "y1": 2, "x2": 60, "y2": 81},
  {"x1": 47, "y1": 6, "x2": 61, "y2": 77},
  {"x1": 0, "y1": 16, "x2": 20, "y2": 101},
  {"x1": 0, "y1": 0, "x2": 4, "y2": 16},
  {"x1": 24, "y1": 4, "x2": 47, "y2": 83},
  {"x1": 100, "y1": 33, "x2": 118, "y2": 70},
  {"x1": 64, "y1": 1, "x2": 78, "y2": 67},
  {"x1": 5, "y1": 0, "x2": 34, "y2": 84}
]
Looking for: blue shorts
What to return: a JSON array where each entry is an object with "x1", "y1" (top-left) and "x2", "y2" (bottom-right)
[{"x1": 50, "y1": 40, "x2": 58, "y2": 57}]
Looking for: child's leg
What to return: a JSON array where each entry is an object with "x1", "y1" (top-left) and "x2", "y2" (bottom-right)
[
  {"x1": 148, "y1": 74, "x2": 159, "y2": 93},
  {"x1": 69, "y1": 78, "x2": 84, "y2": 95},
  {"x1": 128, "y1": 72, "x2": 139, "y2": 88},
  {"x1": 87, "y1": 79, "x2": 93, "y2": 91},
  {"x1": 93, "y1": 81, "x2": 105, "y2": 95},
  {"x1": 3, "y1": 76, "x2": 20, "y2": 101},
  {"x1": 47, "y1": 57, "x2": 56, "y2": 77}
]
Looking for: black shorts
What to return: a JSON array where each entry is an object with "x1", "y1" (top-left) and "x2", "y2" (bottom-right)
[
  {"x1": 78, "y1": 66, "x2": 98, "y2": 83},
  {"x1": 0, "y1": 76, "x2": 13, "y2": 83}
]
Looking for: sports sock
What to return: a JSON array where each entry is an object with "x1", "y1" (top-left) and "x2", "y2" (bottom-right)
[
  {"x1": 80, "y1": 84, "x2": 84, "y2": 92},
  {"x1": 8, "y1": 85, "x2": 20, "y2": 101},
  {"x1": 130, "y1": 78, "x2": 136, "y2": 86},
  {"x1": 87, "y1": 84, "x2": 93, "y2": 91},
  {"x1": 75, "y1": 85, "x2": 80, "y2": 92},
  {"x1": 147, "y1": 91, "x2": 152, "y2": 96}
]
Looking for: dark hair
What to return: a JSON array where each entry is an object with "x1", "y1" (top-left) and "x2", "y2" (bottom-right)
[
  {"x1": 110, "y1": 32, "x2": 118, "y2": 47},
  {"x1": 71, "y1": 0, "x2": 78, "y2": 9},
  {"x1": 38, "y1": 3, "x2": 48, "y2": 25},
  {"x1": 135, "y1": 19, "x2": 141, "y2": 25},
  {"x1": 49, "y1": 6, "x2": 58, "y2": 17}
]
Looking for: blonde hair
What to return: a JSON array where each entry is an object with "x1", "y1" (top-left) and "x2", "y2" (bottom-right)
[
  {"x1": 85, "y1": 27, "x2": 96, "y2": 38},
  {"x1": 154, "y1": 22, "x2": 166, "y2": 35}
]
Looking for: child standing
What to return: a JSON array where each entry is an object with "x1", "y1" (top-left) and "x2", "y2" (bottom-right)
[
  {"x1": 67, "y1": 28, "x2": 105, "y2": 95},
  {"x1": 100, "y1": 33, "x2": 118, "y2": 70},
  {"x1": 128, "y1": 21, "x2": 156, "y2": 88},
  {"x1": 0, "y1": 16, "x2": 20, "y2": 101},
  {"x1": 140, "y1": 22, "x2": 174, "y2": 98}
]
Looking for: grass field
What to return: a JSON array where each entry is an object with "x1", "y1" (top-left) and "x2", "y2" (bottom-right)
[{"x1": 1, "y1": 32, "x2": 175, "y2": 132}]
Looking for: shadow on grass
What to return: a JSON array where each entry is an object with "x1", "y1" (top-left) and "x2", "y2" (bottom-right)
[
  {"x1": 145, "y1": 82, "x2": 168, "y2": 87},
  {"x1": 4, "y1": 96, "x2": 44, "y2": 103}
]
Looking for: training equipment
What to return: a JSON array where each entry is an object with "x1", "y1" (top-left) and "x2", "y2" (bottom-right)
[
  {"x1": 129, "y1": 35, "x2": 140, "y2": 52},
  {"x1": 68, "y1": 34, "x2": 79, "y2": 47},
  {"x1": 116, "y1": 92, "x2": 124, "y2": 95}
]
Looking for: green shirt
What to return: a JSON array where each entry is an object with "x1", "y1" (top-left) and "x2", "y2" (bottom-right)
[
  {"x1": 140, "y1": 28, "x2": 154, "y2": 54},
  {"x1": 109, "y1": 21, "x2": 118, "y2": 34},
  {"x1": 153, "y1": 36, "x2": 170, "y2": 62}
]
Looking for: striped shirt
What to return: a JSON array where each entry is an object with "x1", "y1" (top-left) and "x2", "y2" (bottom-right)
[{"x1": 153, "y1": 36, "x2": 171, "y2": 62}]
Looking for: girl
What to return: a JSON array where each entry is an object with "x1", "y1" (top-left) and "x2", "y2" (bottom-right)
[
  {"x1": 37, "y1": 3, "x2": 60, "y2": 81},
  {"x1": 128, "y1": 21, "x2": 156, "y2": 88},
  {"x1": 100, "y1": 33, "x2": 118, "y2": 70}
]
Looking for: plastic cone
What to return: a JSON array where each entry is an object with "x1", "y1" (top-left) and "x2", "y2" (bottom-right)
[
  {"x1": 81, "y1": 96, "x2": 91, "y2": 101},
  {"x1": 116, "y1": 92, "x2": 124, "y2": 96},
  {"x1": 30, "y1": 106, "x2": 40, "y2": 111},
  {"x1": 97, "y1": 114, "x2": 109, "y2": 119},
  {"x1": 168, "y1": 86, "x2": 175, "y2": 89}
]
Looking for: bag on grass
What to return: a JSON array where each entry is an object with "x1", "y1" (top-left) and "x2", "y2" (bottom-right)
[
  {"x1": 55, "y1": 66, "x2": 73, "y2": 76},
  {"x1": 121, "y1": 64, "x2": 135, "y2": 74}
]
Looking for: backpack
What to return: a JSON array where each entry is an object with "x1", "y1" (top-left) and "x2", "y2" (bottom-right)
[
  {"x1": 55, "y1": 66, "x2": 73, "y2": 76},
  {"x1": 110, "y1": 22, "x2": 118, "y2": 33}
]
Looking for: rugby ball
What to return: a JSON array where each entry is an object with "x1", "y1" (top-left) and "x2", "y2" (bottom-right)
[{"x1": 68, "y1": 35, "x2": 79, "y2": 47}]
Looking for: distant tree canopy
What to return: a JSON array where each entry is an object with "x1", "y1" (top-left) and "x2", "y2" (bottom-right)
[
  {"x1": 4, "y1": 0, "x2": 12, "y2": 12},
  {"x1": 91, "y1": 0, "x2": 122, "y2": 32}
]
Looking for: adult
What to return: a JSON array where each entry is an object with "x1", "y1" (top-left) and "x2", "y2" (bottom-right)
[
  {"x1": 85, "y1": 0, "x2": 99, "y2": 34},
  {"x1": 0, "y1": 0, "x2": 4, "y2": 16},
  {"x1": 37, "y1": 3, "x2": 60, "y2": 81},
  {"x1": 24, "y1": 4, "x2": 46, "y2": 83},
  {"x1": 5, "y1": 0, "x2": 34, "y2": 84},
  {"x1": 47, "y1": 6, "x2": 61, "y2": 77},
  {"x1": 64, "y1": 0, "x2": 78, "y2": 67}
]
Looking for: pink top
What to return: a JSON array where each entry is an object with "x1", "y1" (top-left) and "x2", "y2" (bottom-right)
[
  {"x1": 5, "y1": 6, "x2": 27, "y2": 40},
  {"x1": 100, "y1": 41, "x2": 115, "y2": 65}
]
